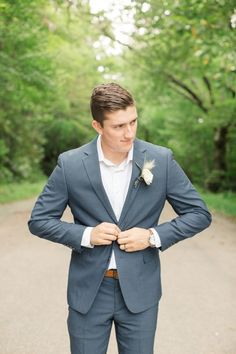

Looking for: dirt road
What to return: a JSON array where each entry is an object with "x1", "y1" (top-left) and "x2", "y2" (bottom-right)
[{"x1": 0, "y1": 198, "x2": 235, "y2": 354}]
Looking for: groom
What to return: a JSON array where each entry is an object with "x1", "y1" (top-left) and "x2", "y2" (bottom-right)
[{"x1": 28, "y1": 82, "x2": 212, "y2": 354}]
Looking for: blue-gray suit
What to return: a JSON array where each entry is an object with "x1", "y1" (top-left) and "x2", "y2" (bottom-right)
[{"x1": 28, "y1": 137, "x2": 211, "y2": 352}]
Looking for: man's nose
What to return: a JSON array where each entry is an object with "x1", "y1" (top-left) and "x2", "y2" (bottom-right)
[{"x1": 124, "y1": 125, "x2": 133, "y2": 138}]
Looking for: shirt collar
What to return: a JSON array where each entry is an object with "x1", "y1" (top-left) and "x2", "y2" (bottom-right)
[{"x1": 97, "y1": 135, "x2": 133, "y2": 167}]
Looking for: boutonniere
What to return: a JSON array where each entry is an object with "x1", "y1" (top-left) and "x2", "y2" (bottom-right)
[{"x1": 134, "y1": 159, "x2": 155, "y2": 188}]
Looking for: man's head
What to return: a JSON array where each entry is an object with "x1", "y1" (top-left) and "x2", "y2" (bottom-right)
[
  {"x1": 90, "y1": 82, "x2": 135, "y2": 126},
  {"x1": 90, "y1": 83, "x2": 138, "y2": 161}
]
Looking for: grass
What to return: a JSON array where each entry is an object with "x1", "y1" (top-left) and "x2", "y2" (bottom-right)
[
  {"x1": 197, "y1": 187, "x2": 236, "y2": 220},
  {"x1": 0, "y1": 179, "x2": 46, "y2": 204}
]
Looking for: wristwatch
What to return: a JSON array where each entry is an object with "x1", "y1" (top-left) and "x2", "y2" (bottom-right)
[{"x1": 148, "y1": 229, "x2": 156, "y2": 248}]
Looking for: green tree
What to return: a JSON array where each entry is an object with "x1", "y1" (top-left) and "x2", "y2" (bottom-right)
[
  {"x1": 120, "y1": 0, "x2": 236, "y2": 191},
  {"x1": 0, "y1": 0, "x2": 55, "y2": 181},
  {"x1": 0, "y1": 0, "x2": 115, "y2": 180}
]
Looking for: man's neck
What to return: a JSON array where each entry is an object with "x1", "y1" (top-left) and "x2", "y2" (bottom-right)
[
  {"x1": 100, "y1": 141, "x2": 128, "y2": 165},
  {"x1": 102, "y1": 150, "x2": 128, "y2": 165}
]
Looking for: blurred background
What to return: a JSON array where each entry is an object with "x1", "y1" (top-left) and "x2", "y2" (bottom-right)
[
  {"x1": 0, "y1": 0, "x2": 236, "y2": 216},
  {"x1": 0, "y1": 2, "x2": 236, "y2": 354}
]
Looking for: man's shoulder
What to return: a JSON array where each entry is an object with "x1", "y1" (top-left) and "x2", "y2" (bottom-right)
[
  {"x1": 135, "y1": 138, "x2": 171, "y2": 157},
  {"x1": 58, "y1": 139, "x2": 96, "y2": 162}
]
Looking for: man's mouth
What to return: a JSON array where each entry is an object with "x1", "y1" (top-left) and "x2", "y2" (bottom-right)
[{"x1": 121, "y1": 140, "x2": 133, "y2": 143}]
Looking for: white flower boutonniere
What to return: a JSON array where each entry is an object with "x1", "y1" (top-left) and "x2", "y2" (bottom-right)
[{"x1": 134, "y1": 159, "x2": 155, "y2": 188}]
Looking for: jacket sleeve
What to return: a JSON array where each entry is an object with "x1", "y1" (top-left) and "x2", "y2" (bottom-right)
[
  {"x1": 28, "y1": 154, "x2": 86, "y2": 253},
  {"x1": 155, "y1": 150, "x2": 212, "y2": 251}
]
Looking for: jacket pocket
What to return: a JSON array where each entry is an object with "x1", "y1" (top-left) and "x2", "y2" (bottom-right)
[{"x1": 143, "y1": 248, "x2": 157, "y2": 263}]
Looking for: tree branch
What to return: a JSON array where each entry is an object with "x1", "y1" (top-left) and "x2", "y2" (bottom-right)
[
  {"x1": 165, "y1": 73, "x2": 208, "y2": 113},
  {"x1": 168, "y1": 83, "x2": 201, "y2": 107},
  {"x1": 203, "y1": 76, "x2": 214, "y2": 105}
]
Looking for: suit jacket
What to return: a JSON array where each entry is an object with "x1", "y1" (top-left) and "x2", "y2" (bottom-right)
[{"x1": 28, "y1": 137, "x2": 211, "y2": 314}]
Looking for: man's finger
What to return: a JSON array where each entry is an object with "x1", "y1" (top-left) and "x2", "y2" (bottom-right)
[
  {"x1": 117, "y1": 237, "x2": 129, "y2": 245},
  {"x1": 119, "y1": 244, "x2": 134, "y2": 252},
  {"x1": 100, "y1": 240, "x2": 113, "y2": 245},
  {"x1": 115, "y1": 225, "x2": 121, "y2": 233},
  {"x1": 102, "y1": 224, "x2": 120, "y2": 235},
  {"x1": 98, "y1": 233, "x2": 117, "y2": 241},
  {"x1": 117, "y1": 231, "x2": 130, "y2": 238},
  {"x1": 103, "y1": 234, "x2": 117, "y2": 241}
]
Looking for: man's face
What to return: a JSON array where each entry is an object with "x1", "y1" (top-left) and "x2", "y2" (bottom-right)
[{"x1": 92, "y1": 105, "x2": 138, "y2": 155}]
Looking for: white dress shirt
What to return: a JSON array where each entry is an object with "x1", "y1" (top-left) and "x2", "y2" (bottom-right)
[{"x1": 81, "y1": 135, "x2": 161, "y2": 269}]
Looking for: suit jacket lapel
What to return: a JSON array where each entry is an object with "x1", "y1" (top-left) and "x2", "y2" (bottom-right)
[
  {"x1": 118, "y1": 139, "x2": 147, "y2": 229},
  {"x1": 82, "y1": 138, "x2": 117, "y2": 223}
]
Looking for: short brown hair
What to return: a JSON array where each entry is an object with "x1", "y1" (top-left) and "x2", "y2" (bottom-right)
[{"x1": 90, "y1": 82, "x2": 135, "y2": 125}]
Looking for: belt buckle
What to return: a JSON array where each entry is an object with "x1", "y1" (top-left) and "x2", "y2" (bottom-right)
[{"x1": 105, "y1": 269, "x2": 119, "y2": 279}]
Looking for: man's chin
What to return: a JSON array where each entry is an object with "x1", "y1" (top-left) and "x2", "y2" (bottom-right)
[{"x1": 122, "y1": 142, "x2": 133, "y2": 150}]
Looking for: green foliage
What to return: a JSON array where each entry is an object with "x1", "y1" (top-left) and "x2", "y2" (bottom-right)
[
  {"x1": 42, "y1": 118, "x2": 92, "y2": 174},
  {"x1": 0, "y1": 0, "x2": 110, "y2": 182},
  {"x1": 0, "y1": 0, "x2": 235, "y2": 196},
  {"x1": 121, "y1": 0, "x2": 236, "y2": 191},
  {"x1": 197, "y1": 187, "x2": 236, "y2": 219},
  {"x1": 0, "y1": 179, "x2": 46, "y2": 203},
  {"x1": 0, "y1": 0, "x2": 55, "y2": 181}
]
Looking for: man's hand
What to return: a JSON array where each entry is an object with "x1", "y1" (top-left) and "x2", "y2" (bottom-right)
[
  {"x1": 91, "y1": 222, "x2": 121, "y2": 246},
  {"x1": 117, "y1": 227, "x2": 150, "y2": 252}
]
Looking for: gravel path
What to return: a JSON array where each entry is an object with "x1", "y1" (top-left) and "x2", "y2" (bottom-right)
[{"x1": 0, "y1": 198, "x2": 235, "y2": 354}]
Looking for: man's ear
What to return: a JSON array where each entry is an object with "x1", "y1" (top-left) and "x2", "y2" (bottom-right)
[{"x1": 92, "y1": 120, "x2": 103, "y2": 135}]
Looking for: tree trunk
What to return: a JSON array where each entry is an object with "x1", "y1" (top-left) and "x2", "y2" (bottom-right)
[{"x1": 207, "y1": 126, "x2": 228, "y2": 192}]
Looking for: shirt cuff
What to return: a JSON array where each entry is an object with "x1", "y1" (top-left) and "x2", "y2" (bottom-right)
[
  {"x1": 150, "y1": 228, "x2": 161, "y2": 248},
  {"x1": 81, "y1": 227, "x2": 94, "y2": 248}
]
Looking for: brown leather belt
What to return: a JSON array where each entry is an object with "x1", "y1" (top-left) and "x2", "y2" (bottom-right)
[{"x1": 104, "y1": 269, "x2": 119, "y2": 279}]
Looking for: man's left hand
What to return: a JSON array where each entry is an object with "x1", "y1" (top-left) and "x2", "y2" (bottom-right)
[{"x1": 117, "y1": 228, "x2": 150, "y2": 252}]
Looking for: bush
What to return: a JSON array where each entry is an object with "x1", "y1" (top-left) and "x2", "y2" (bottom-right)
[{"x1": 41, "y1": 118, "x2": 90, "y2": 175}]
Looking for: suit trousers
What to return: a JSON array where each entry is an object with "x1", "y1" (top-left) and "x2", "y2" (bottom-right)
[{"x1": 67, "y1": 276, "x2": 159, "y2": 354}]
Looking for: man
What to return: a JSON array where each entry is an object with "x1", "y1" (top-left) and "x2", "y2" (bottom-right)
[{"x1": 28, "y1": 82, "x2": 212, "y2": 354}]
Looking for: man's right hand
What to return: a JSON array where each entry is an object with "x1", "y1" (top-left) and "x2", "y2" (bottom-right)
[{"x1": 90, "y1": 222, "x2": 120, "y2": 246}]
